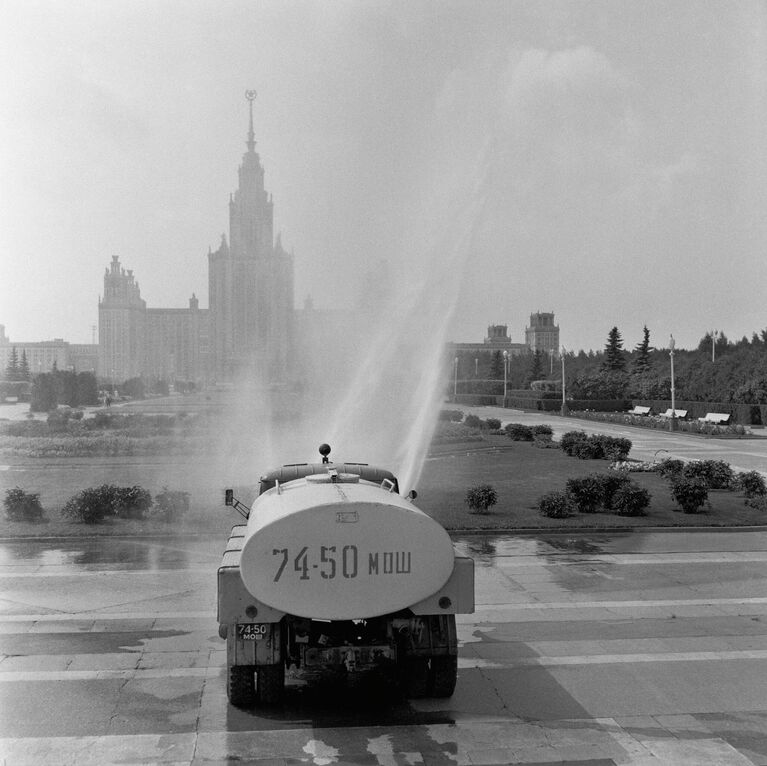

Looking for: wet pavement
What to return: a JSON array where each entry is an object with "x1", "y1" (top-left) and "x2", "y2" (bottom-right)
[{"x1": 1, "y1": 531, "x2": 767, "y2": 764}]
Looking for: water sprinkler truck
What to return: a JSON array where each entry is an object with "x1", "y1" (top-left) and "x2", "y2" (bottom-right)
[{"x1": 218, "y1": 444, "x2": 475, "y2": 706}]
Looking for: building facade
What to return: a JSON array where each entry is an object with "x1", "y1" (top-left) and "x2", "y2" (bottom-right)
[
  {"x1": 525, "y1": 312, "x2": 560, "y2": 354},
  {"x1": 208, "y1": 94, "x2": 294, "y2": 383},
  {"x1": 0, "y1": 325, "x2": 97, "y2": 376},
  {"x1": 97, "y1": 95, "x2": 291, "y2": 387},
  {"x1": 98, "y1": 256, "x2": 210, "y2": 385}
]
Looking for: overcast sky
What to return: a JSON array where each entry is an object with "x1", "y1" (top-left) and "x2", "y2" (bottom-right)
[{"x1": 1, "y1": 0, "x2": 765, "y2": 352}]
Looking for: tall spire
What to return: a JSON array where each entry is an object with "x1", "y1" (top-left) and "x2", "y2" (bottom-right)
[{"x1": 245, "y1": 89, "x2": 257, "y2": 153}]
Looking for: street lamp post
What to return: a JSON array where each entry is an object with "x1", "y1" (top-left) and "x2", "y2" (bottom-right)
[
  {"x1": 712, "y1": 330, "x2": 717, "y2": 363},
  {"x1": 453, "y1": 357, "x2": 458, "y2": 402},
  {"x1": 669, "y1": 335, "x2": 677, "y2": 431},
  {"x1": 560, "y1": 347, "x2": 568, "y2": 416},
  {"x1": 503, "y1": 350, "x2": 509, "y2": 406}
]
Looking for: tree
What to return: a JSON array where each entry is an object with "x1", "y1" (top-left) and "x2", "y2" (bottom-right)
[
  {"x1": 489, "y1": 350, "x2": 504, "y2": 380},
  {"x1": 30, "y1": 374, "x2": 57, "y2": 412},
  {"x1": 76, "y1": 372, "x2": 99, "y2": 406},
  {"x1": 524, "y1": 350, "x2": 544, "y2": 386},
  {"x1": 602, "y1": 327, "x2": 626, "y2": 371},
  {"x1": 4, "y1": 347, "x2": 19, "y2": 381},
  {"x1": 19, "y1": 351, "x2": 30, "y2": 381},
  {"x1": 632, "y1": 326, "x2": 652, "y2": 374}
]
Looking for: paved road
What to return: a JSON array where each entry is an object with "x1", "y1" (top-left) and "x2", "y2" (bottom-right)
[
  {"x1": 455, "y1": 406, "x2": 767, "y2": 476},
  {"x1": 2, "y1": 531, "x2": 767, "y2": 765}
]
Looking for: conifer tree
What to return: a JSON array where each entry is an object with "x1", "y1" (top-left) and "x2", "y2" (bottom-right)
[
  {"x1": 19, "y1": 350, "x2": 30, "y2": 381},
  {"x1": 632, "y1": 326, "x2": 652, "y2": 373},
  {"x1": 602, "y1": 327, "x2": 626, "y2": 371},
  {"x1": 4, "y1": 347, "x2": 19, "y2": 381}
]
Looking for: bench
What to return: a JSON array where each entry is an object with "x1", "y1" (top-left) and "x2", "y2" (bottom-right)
[
  {"x1": 628, "y1": 406, "x2": 652, "y2": 416},
  {"x1": 699, "y1": 412, "x2": 730, "y2": 425},
  {"x1": 660, "y1": 409, "x2": 688, "y2": 419}
]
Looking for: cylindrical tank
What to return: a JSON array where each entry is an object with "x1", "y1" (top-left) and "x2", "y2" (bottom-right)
[{"x1": 239, "y1": 474, "x2": 456, "y2": 620}]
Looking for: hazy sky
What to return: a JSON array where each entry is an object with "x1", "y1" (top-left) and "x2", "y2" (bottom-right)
[{"x1": 2, "y1": 0, "x2": 765, "y2": 351}]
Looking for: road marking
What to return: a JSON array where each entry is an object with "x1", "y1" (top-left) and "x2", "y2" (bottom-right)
[
  {"x1": 0, "y1": 611, "x2": 212, "y2": 622},
  {"x1": 461, "y1": 649, "x2": 767, "y2": 668},
  {"x1": 0, "y1": 667, "x2": 213, "y2": 681},
  {"x1": 0, "y1": 596, "x2": 765, "y2": 626},
  {"x1": 3, "y1": 648, "x2": 767, "y2": 682}
]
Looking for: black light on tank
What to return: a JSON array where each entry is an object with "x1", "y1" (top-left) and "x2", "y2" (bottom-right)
[{"x1": 319, "y1": 443, "x2": 331, "y2": 464}]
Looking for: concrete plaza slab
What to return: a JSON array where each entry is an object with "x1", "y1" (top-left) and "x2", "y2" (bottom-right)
[{"x1": 1, "y1": 531, "x2": 767, "y2": 764}]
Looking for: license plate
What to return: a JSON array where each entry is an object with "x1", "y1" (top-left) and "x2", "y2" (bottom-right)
[{"x1": 237, "y1": 623, "x2": 268, "y2": 640}]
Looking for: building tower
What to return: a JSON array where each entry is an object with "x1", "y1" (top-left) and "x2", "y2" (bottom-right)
[
  {"x1": 525, "y1": 312, "x2": 560, "y2": 354},
  {"x1": 208, "y1": 92, "x2": 294, "y2": 383},
  {"x1": 98, "y1": 255, "x2": 147, "y2": 383}
]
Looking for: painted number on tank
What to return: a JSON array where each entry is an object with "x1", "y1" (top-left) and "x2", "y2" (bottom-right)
[{"x1": 271, "y1": 546, "x2": 411, "y2": 582}]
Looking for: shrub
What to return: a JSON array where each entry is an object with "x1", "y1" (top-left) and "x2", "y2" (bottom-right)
[
  {"x1": 505, "y1": 423, "x2": 533, "y2": 441},
  {"x1": 62, "y1": 486, "x2": 115, "y2": 523},
  {"x1": 464, "y1": 414, "x2": 483, "y2": 429},
  {"x1": 670, "y1": 478, "x2": 709, "y2": 514},
  {"x1": 465, "y1": 484, "x2": 498, "y2": 514},
  {"x1": 433, "y1": 422, "x2": 484, "y2": 443},
  {"x1": 152, "y1": 488, "x2": 190, "y2": 523},
  {"x1": 113, "y1": 486, "x2": 153, "y2": 519},
  {"x1": 656, "y1": 458, "x2": 685, "y2": 479},
  {"x1": 683, "y1": 460, "x2": 734, "y2": 490},
  {"x1": 612, "y1": 484, "x2": 651, "y2": 516},
  {"x1": 560, "y1": 431, "x2": 587, "y2": 455},
  {"x1": 598, "y1": 473, "x2": 632, "y2": 510},
  {"x1": 566, "y1": 475, "x2": 604, "y2": 513},
  {"x1": 438, "y1": 410, "x2": 463, "y2": 422},
  {"x1": 573, "y1": 438, "x2": 605, "y2": 460},
  {"x1": 603, "y1": 437, "x2": 632, "y2": 461},
  {"x1": 3, "y1": 487, "x2": 45, "y2": 522},
  {"x1": 745, "y1": 495, "x2": 767, "y2": 511},
  {"x1": 735, "y1": 471, "x2": 767, "y2": 498},
  {"x1": 532, "y1": 434, "x2": 557, "y2": 449},
  {"x1": 531, "y1": 424, "x2": 553, "y2": 437},
  {"x1": 537, "y1": 491, "x2": 574, "y2": 518},
  {"x1": 484, "y1": 418, "x2": 501, "y2": 430}
]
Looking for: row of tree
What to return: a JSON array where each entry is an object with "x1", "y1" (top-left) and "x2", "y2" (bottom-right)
[
  {"x1": 567, "y1": 325, "x2": 767, "y2": 404},
  {"x1": 3, "y1": 348, "x2": 31, "y2": 381}
]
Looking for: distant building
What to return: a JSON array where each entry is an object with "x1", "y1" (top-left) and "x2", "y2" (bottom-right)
[
  {"x1": 208, "y1": 95, "x2": 294, "y2": 383},
  {"x1": 98, "y1": 256, "x2": 147, "y2": 382},
  {"x1": 97, "y1": 93, "x2": 292, "y2": 386},
  {"x1": 98, "y1": 256, "x2": 210, "y2": 385},
  {"x1": 450, "y1": 324, "x2": 528, "y2": 359},
  {"x1": 525, "y1": 312, "x2": 560, "y2": 354},
  {"x1": 0, "y1": 324, "x2": 97, "y2": 375}
]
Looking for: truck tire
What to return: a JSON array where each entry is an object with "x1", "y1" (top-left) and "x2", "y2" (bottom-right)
[
  {"x1": 430, "y1": 655, "x2": 458, "y2": 697},
  {"x1": 257, "y1": 663, "x2": 284, "y2": 705},
  {"x1": 227, "y1": 665, "x2": 257, "y2": 707},
  {"x1": 402, "y1": 657, "x2": 431, "y2": 698}
]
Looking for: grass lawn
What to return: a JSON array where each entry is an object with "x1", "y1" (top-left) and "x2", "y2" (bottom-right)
[
  {"x1": 419, "y1": 436, "x2": 765, "y2": 530},
  {"x1": 0, "y1": 434, "x2": 764, "y2": 537}
]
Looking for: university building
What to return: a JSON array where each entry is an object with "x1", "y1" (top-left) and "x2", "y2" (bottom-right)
[{"x1": 97, "y1": 94, "x2": 294, "y2": 386}]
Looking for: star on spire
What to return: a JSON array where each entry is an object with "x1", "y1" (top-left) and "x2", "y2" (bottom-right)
[{"x1": 245, "y1": 90, "x2": 257, "y2": 152}]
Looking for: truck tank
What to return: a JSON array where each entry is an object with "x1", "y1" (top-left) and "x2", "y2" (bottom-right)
[{"x1": 218, "y1": 445, "x2": 475, "y2": 707}]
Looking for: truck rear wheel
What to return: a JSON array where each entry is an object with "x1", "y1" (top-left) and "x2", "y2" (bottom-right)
[
  {"x1": 430, "y1": 655, "x2": 458, "y2": 697},
  {"x1": 227, "y1": 665, "x2": 257, "y2": 707},
  {"x1": 256, "y1": 663, "x2": 285, "y2": 705},
  {"x1": 402, "y1": 657, "x2": 431, "y2": 698}
]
